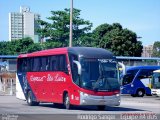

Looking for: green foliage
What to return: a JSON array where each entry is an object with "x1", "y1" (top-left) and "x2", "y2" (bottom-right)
[
  {"x1": 0, "y1": 37, "x2": 35, "y2": 55},
  {"x1": 77, "y1": 33, "x2": 96, "y2": 47},
  {"x1": 37, "y1": 8, "x2": 92, "y2": 47},
  {"x1": 152, "y1": 41, "x2": 160, "y2": 57},
  {"x1": 0, "y1": 41, "x2": 10, "y2": 55},
  {"x1": 43, "y1": 41, "x2": 63, "y2": 49},
  {"x1": 0, "y1": 37, "x2": 66, "y2": 55},
  {"x1": 92, "y1": 23, "x2": 143, "y2": 56},
  {"x1": 27, "y1": 43, "x2": 42, "y2": 53}
]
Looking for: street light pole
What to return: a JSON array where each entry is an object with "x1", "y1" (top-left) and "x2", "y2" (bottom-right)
[{"x1": 69, "y1": 0, "x2": 73, "y2": 47}]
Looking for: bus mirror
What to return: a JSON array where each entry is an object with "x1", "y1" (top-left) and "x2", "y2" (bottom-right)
[{"x1": 73, "y1": 60, "x2": 81, "y2": 75}]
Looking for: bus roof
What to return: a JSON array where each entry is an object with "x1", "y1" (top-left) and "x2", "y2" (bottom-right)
[
  {"x1": 68, "y1": 47, "x2": 114, "y2": 59},
  {"x1": 127, "y1": 66, "x2": 160, "y2": 71},
  {"x1": 18, "y1": 47, "x2": 68, "y2": 58},
  {"x1": 18, "y1": 47, "x2": 114, "y2": 59}
]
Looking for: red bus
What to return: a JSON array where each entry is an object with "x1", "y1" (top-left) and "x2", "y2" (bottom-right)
[{"x1": 16, "y1": 47, "x2": 120, "y2": 110}]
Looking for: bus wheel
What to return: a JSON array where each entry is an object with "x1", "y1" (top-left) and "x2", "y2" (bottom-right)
[
  {"x1": 136, "y1": 89, "x2": 144, "y2": 97},
  {"x1": 27, "y1": 91, "x2": 39, "y2": 106},
  {"x1": 97, "y1": 105, "x2": 106, "y2": 110},
  {"x1": 131, "y1": 94, "x2": 136, "y2": 97},
  {"x1": 64, "y1": 93, "x2": 71, "y2": 109}
]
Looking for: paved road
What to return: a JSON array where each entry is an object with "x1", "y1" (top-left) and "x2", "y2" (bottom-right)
[{"x1": 0, "y1": 95, "x2": 159, "y2": 120}]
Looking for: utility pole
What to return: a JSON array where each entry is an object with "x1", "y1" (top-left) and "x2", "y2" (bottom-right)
[{"x1": 69, "y1": 0, "x2": 73, "y2": 47}]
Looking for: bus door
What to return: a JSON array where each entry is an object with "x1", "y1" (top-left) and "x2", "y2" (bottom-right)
[
  {"x1": 122, "y1": 73, "x2": 135, "y2": 94},
  {"x1": 68, "y1": 54, "x2": 81, "y2": 105},
  {"x1": 122, "y1": 68, "x2": 142, "y2": 94},
  {"x1": 17, "y1": 58, "x2": 28, "y2": 100},
  {"x1": 134, "y1": 69, "x2": 153, "y2": 95}
]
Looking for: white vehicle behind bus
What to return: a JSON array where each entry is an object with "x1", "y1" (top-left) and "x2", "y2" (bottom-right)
[{"x1": 151, "y1": 70, "x2": 160, "y2": 97}]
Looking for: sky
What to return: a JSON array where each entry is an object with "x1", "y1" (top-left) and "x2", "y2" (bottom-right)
[{"x1": 0, "y1": 0, "x2": 160, "y2": 45}]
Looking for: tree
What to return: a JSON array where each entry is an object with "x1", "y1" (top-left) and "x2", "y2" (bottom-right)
[
  {"x1": 92, "y1": 23, "x2": 143, "y2": 56},
  {"x1": 27, "y1": 43, "x2": 42, "y2": 53},
  {"x1": 152, "y1": 41, "x2": 160, "y2": 57},
  {"x1": 37, "y1": 8, "x2": 92, "y2": 47},
  {"x1": 0, "y1": 37, "x2": 35, "y2": 55},
  {"x1": 77, "y1": 33, "x2": 96, "y2": 47},
  {"x1": 14, "y1": 37, "x2": 34, "y2": 54},
  {"x1": 43, "y1": 41, "x2": 63, "y2": 49},
  {"x1": 0, "y1": 41, "x2": 10, "y2": 55}
]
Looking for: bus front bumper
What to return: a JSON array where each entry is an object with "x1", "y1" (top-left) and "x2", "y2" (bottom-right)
[{"x1": 80, "y1": 92, "x2": 120, "y2": 106}]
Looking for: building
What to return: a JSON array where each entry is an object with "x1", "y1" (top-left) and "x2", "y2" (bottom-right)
[
  {"x1": 141, "y1": 45, "x2": 153, "y2": 57},
  {"x1": 9, "y1": 6, "x2": 40, "y2": 42}
]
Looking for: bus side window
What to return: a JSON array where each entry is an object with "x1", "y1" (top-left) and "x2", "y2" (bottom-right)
[
  {"x1": 17, "y1": 58, "x2": 28, "y2": 72},
  {"x1": 32, "y1": 57, "x2": 41, "y2": 72},
  {"x1": 48, "y1": 55, "x2": 68, "y2": 73},
  {"x1": 49, "y1": 56, "x2": 58, "y2": 71},
  {"x1": 27, "y1": 58, "x2": 32, "y2": 72},
  {"x1": 58, "y1": 55, "x2": 68, "y2": 73},
  {"x1": 138, "y1": 70, "x2": 153, "y2": 79},
  {"x1": 17, "y1": 59, "x2": 23, "y2": 72},
  {"x1": 46, "y1": 57, "x2": 50, "y2": 71},
  {"x1": 41, "y1": 57, "x2": 48, "y2": 71}
]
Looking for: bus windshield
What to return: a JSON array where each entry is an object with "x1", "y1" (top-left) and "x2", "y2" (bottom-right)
[
  {"x1": 80, "y1": 58, "x2": 120, "y2": 91},
  {"x1": 152, "y1": 72, "x2": 160, "y2": 89}
]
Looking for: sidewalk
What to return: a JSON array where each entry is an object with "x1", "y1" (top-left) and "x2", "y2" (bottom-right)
[{"x1": 0, "y1": 90, "x2": 15, "y2": 96}]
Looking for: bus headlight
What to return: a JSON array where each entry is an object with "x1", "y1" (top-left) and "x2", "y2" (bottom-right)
[
  {"x1": 80, "y1": 91, "x2": 89, "y2": 97},
  {"x1": 116, "y1": 94, "x2": 120, "y2": 97}
]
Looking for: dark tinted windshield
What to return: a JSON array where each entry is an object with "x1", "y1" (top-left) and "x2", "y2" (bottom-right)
[
  {"x1": 152, "y1": 72, "x2": 160, "y2": 89},
  {"x1": 80, "y1": 58, "x2": 120, "y2": 91},
  {"x1": 122, "y1": 74, "x2": 134, "y2": 85},
  {"x1": 127, "y1": 69, "x2": 139, "y2": 76}
]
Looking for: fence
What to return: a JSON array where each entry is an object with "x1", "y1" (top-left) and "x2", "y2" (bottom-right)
[{"x1": 0, "y1": 72, "x2": 16, "y2": 95}]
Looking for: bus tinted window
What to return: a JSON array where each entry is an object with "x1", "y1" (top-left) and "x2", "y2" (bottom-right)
[
  {"x1": 138, "y1": 69, "x2": 153, "y2": 79},
  {"x1": 18, "y1": 54, "x2": 68, "y2": 73},
  {"x1": 50, "y1": 56, "x2": 58, "y2": 71},
  {"x1": 32, "y1": 57, "x2": 41, "y2": 71},
  {"x1": 18, "y1": 58, "x2": 27, "y2": 72},
  {"x1": 122, "y1": 74, "x2": 134, "y2": 85},
  {"x1": 41, "y1": 57, "x2": 49, "y2": 71},
  {"x1": 127, "y1": 69, "x2": 139, "y2": 76},
  {"x1": 58, "y1": 55, "x2": 67, "y2": 72}
]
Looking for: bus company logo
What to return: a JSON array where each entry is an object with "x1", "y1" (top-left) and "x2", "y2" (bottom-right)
[
  {"x1": 30, "y1": 75, "x2": 46, "y2": 81},
  {"x1": 50, "y1": 74, "x2": 66, "y2": 82},
  {"x1": 98, "y1": 59, "x2": 116, "y2": 63},
  {"x1": 47, "y1": 74, "x2": 54, "y2": 81},
  {"x1": 30, "y1": 74, "x2": 66, "y2": 82}
]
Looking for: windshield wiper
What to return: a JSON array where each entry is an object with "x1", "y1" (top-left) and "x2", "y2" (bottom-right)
[
  {"x1": 93, "y1": 77, "x2": 103, "y2": 91},
  {"x1": 105, "y1": 78, "x2": 113, "y2": 91},
  {"x1": 93, "y1": 78, "x2": 113, "y2": 91}
]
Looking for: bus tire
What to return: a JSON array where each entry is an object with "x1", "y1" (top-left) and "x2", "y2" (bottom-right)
[
  {"x1": 136, "y1": 89, "x2": 145, "y2": 97},
  {"x1": 97, "y1": 105, "x2": 106, "y2": 110},
  {"x1": 27, "y1": 91, "x2": 39, "y2": 106},
  {"x1": 131, "y1": 94, "x2": 136, "y2": 97},
  {"x1": 63, "y1": 93, "x2": 71, "y2": 109}
]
